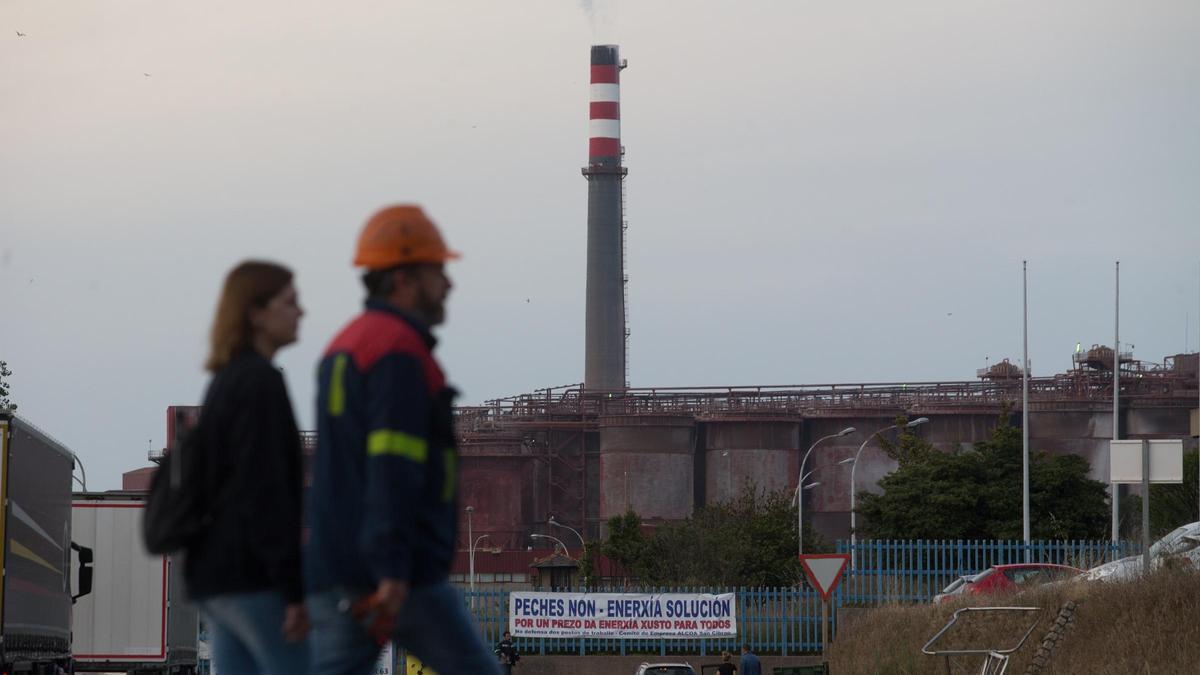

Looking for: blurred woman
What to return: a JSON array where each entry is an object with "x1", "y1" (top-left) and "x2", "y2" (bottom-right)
[
  {"x1": 184, "y1": 260, "x2": 309, "y2": 675},
  {"x1": 717, "y1": 651, "x2": 737, "y2": 675}
]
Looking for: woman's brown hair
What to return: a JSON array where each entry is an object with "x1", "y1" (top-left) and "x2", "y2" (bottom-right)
[{"x1": 205, "y1": 260, "x2": 293, "y2": 372}]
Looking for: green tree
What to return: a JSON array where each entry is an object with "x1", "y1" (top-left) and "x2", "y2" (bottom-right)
[
  {"x1": 857, "y1": 413, "x2": 1109, "y2": 540},
  {"x1": 857, "y1": 444, "x2": 986, "y2": 539},
  {"x1": 598, "y1": 485, "x2": 827, "y2": 587},
  {"x1": 0, "y1": 361, "x2": 15, "y2": 413},
  {"x1": 599, "y1": 510, "x2": 649, "y2": 583},
  {"x1": 1028, "y1": 452, "x2": 1110, "y2": 539}
]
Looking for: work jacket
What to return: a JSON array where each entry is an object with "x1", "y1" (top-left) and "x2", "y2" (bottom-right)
[{"x1": 306, "y1": 300, "x2": 459, "y2": 591}]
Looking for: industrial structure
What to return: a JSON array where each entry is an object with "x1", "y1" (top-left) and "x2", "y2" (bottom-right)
[
  {"x1": 455, "y1": 350, "x2": 1200, "y2": 549},
  {"x1": 582, "y1": 44, "x2": 629, "y2": 391},
  {"x1": 141, "y1": 48, "x2": 1200, "y2": 590}
]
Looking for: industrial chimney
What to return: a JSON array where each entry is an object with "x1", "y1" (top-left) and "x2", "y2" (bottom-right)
[{"x1": 583, "y1": 44, "x2": 628, "y2": 391}]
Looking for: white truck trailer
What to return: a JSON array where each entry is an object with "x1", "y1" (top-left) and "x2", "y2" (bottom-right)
[{"x1": 71, "y1": 492, "x2": 198, "y2": 674}]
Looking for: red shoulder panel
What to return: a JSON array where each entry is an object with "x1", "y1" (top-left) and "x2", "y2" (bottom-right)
[{"x1": 324, "y1": 311, "x2": 447, "y2": 393}]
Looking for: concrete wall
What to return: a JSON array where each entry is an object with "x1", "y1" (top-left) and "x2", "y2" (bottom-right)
[{"x1": 1125, "y1": 407, "x2": 1192, "y2": 437}]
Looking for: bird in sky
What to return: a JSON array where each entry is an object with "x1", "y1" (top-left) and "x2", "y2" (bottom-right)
[
  {"x1": 16, "y1": 31, "x2": 27, "y2": 37},
  {"x1": 143, "y1": 72, "x2": 152, "y2": 77}
]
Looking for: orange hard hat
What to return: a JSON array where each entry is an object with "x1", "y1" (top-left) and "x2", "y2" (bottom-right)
[{"x1": 353, "y1": 204, "x2": 461, "y2": 269}]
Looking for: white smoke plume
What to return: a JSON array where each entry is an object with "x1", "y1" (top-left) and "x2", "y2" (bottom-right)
[{"x1": 577, "y1": 0, "x2": 617, "y2": 42}]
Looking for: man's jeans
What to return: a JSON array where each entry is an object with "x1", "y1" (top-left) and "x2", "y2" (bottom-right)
[
  {"x1": 307, "y1": 582, "x2": 501, "y2": 675},
  {"x1": 197, "y1": 590, "x2": 310, "y2": 675}
]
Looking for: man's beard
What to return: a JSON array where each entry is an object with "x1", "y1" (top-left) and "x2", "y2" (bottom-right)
[{"x1": 416, "y1": 287, "x2": 446, "y2": 326}]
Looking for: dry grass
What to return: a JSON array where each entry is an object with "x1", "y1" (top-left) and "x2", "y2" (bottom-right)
[{"x1": 828, "y1": 566, "x2": 1200, "y2": 674}]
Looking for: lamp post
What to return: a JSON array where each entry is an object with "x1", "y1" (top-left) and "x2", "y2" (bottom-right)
[
  {"x1": 531, "y1": 533, "x2": 569, "y2": 557},
  {"x1": 465, "y1": 506, "x2": 478, "y2": 605},
  {"x1": 850, "y1": 418, "x2": 929, "y2": 569},
  {"x1": 469, "y1": 534, "x2": 490, "y2": 606},
  {"x1": 795, "y1": 459, "x2": 855, "y2": 538},
  {"x1": 798, "y1": 427, "x2": 856, "y2": 557},
  {"x1": 549, "y1": 516, "x2": 588, "y2": 587}
]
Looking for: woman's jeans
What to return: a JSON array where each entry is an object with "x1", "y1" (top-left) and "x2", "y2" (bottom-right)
[{"x1": 198, "y1": 590, "x2": 309, "y2": 675}]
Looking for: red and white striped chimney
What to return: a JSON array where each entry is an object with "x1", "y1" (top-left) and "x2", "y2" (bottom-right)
[
  {"x1": 588, "y1": 45, "x2": 622, "y2": 167},
  {"x1": 582, "y1": 45, "x2": 628, "y2": 391}
]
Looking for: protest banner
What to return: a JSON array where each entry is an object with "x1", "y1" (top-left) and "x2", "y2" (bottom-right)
[{"x1": 508, "y1": 592, "x2": 737, "y2": 639}]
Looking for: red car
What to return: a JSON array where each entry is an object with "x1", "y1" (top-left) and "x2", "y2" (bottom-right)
[{"x1": 934, "y1": 563, "x2": 1082, "y2": 603}]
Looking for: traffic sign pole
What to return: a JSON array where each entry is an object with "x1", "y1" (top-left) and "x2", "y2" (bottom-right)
[
  {"x1": 822, "y1": 598, "x2": 829, "y2": 656},
  {"x1": 799, "y1": 553, "x2": 851, "y2": 657}
]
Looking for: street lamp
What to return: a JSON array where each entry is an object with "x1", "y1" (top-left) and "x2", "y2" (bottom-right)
[
  {"x1": 465, "y1": 506, "x2": 483, "y2": 605},
  {"x1": 531, "y1": 533, "x2": 569, "y2": 557},
  {"x1": 548, "y1": 516, "x2": 586, "y2": 553},
  {"x1": 798, "y1": 427, "x2": 855, "y2": 557},
  {"x1": 469, "y1": 533, "x2": 490, "y2": 605},
  {"x1": 849, "y1": 418, "x2": 929, "y2": 569},
  {"x1": 795, "y1": 456, "x2": 856, "y2": 555},
  {"x1": 549, "y1": 516, "x2": 588, "y2": 587}
]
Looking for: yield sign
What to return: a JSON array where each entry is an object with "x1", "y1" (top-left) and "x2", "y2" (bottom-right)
[{"x1": 799, "y1": 554, "x2": 850, "y2": 602}]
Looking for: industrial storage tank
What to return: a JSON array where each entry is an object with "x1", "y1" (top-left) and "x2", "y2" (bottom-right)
[
  {"x1": 702, "y1": 416, "x2": 802, "y2": 505},
  {"x1": 597, "y1": 415, "x2": 696, "y2": 526},
  {"x1": 458, "y1": 432, "x2": 543, "y2": 550}
]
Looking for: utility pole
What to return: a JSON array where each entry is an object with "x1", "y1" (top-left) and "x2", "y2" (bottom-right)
[
  {"x1": 1022, "y1": 261, "x2": 1031, "y2": 561},
  {"x1": 1112, "y1": 261, "x2": 1120, "y2": 543}
]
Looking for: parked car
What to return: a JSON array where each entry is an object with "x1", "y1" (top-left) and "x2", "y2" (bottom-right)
[
  {"x1": 1149, "y1": 521, "x2": 1200, "y2": 558},
  {"x1": 934, "y1": 563, "x2": 1082, "y2": 602},
  {"x1": 932, "y1": 573, "x2": 984, "y2": 603},
  {"x1": 636, "y1": 663, "x2": 697, "y2": 675},
  {"x1": 1081, "y1": 521, "x2": 1200, "y2": 583}
]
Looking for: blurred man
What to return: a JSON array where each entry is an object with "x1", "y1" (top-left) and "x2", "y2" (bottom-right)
[
  {"x1": 305, "y1": 205, "x2": 500, "y2": 675},
  {"x1": 739, "y1": 644, "x2": 762, "y2": 675}
]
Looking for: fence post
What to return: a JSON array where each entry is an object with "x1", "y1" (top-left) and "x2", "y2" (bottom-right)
[
  {"x1": 662, "y1": 583, "x2": 672, "y2": 653},
  {"x1": 780, "y1": 585, "x2": 788, "y2": 657}
]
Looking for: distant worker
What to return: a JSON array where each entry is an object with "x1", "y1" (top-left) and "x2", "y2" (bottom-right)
[
  {"x1": 494, "y1": 630, "x2": 521, "y2": 674},
  {"x1": 182, "y1": 261, "x2": 309, "y2": 674},
  {"x1": 739, "y1": 643, "x2": 762, "y2": 675},
  {"x1": 305, "y1": 205, "x2": 501, "y2": 675},
  {"x1": 717, "y1": 650, "x2": 737, "y2": 675}
]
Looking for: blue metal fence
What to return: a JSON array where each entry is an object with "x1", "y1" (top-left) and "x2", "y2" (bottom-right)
[
  {"x1": 465, "y1": 539, "x2": 1135, "y2": 656},
  {"x1": 834, "y1": 539, "x2": 1136, "y2": 605}
]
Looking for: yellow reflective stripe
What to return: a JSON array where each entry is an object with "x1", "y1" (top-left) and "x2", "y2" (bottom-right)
[
  {"x1": 328, "y1": 354, "x2": 348, "y2": 417},
  {"x1": 442, "y1": 449, "x2": 457, "y2": 502},
  {"x1": 11, "y1": 539, "x2": 61, "y2": 574},
  {"x1": 367, "y1": 430, "x2": 428, "y2": 462}
]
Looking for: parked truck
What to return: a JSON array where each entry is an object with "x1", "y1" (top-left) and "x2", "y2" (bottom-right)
[
  {"x1": 0, "y1": 413, "x2": 93, "y2": 674},
  {"x1": 71, "y1": 491, "x2": 198, "y2": 674}
]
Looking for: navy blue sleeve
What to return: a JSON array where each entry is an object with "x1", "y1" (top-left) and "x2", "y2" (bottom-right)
[{"x1": 360, "y1": 352, "x2": 431, "y2": 583}]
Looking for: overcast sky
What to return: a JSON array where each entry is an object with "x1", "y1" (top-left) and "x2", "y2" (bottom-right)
[{"x1": 3, "y1": 0, "x2": 1198, "y2": 489}]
